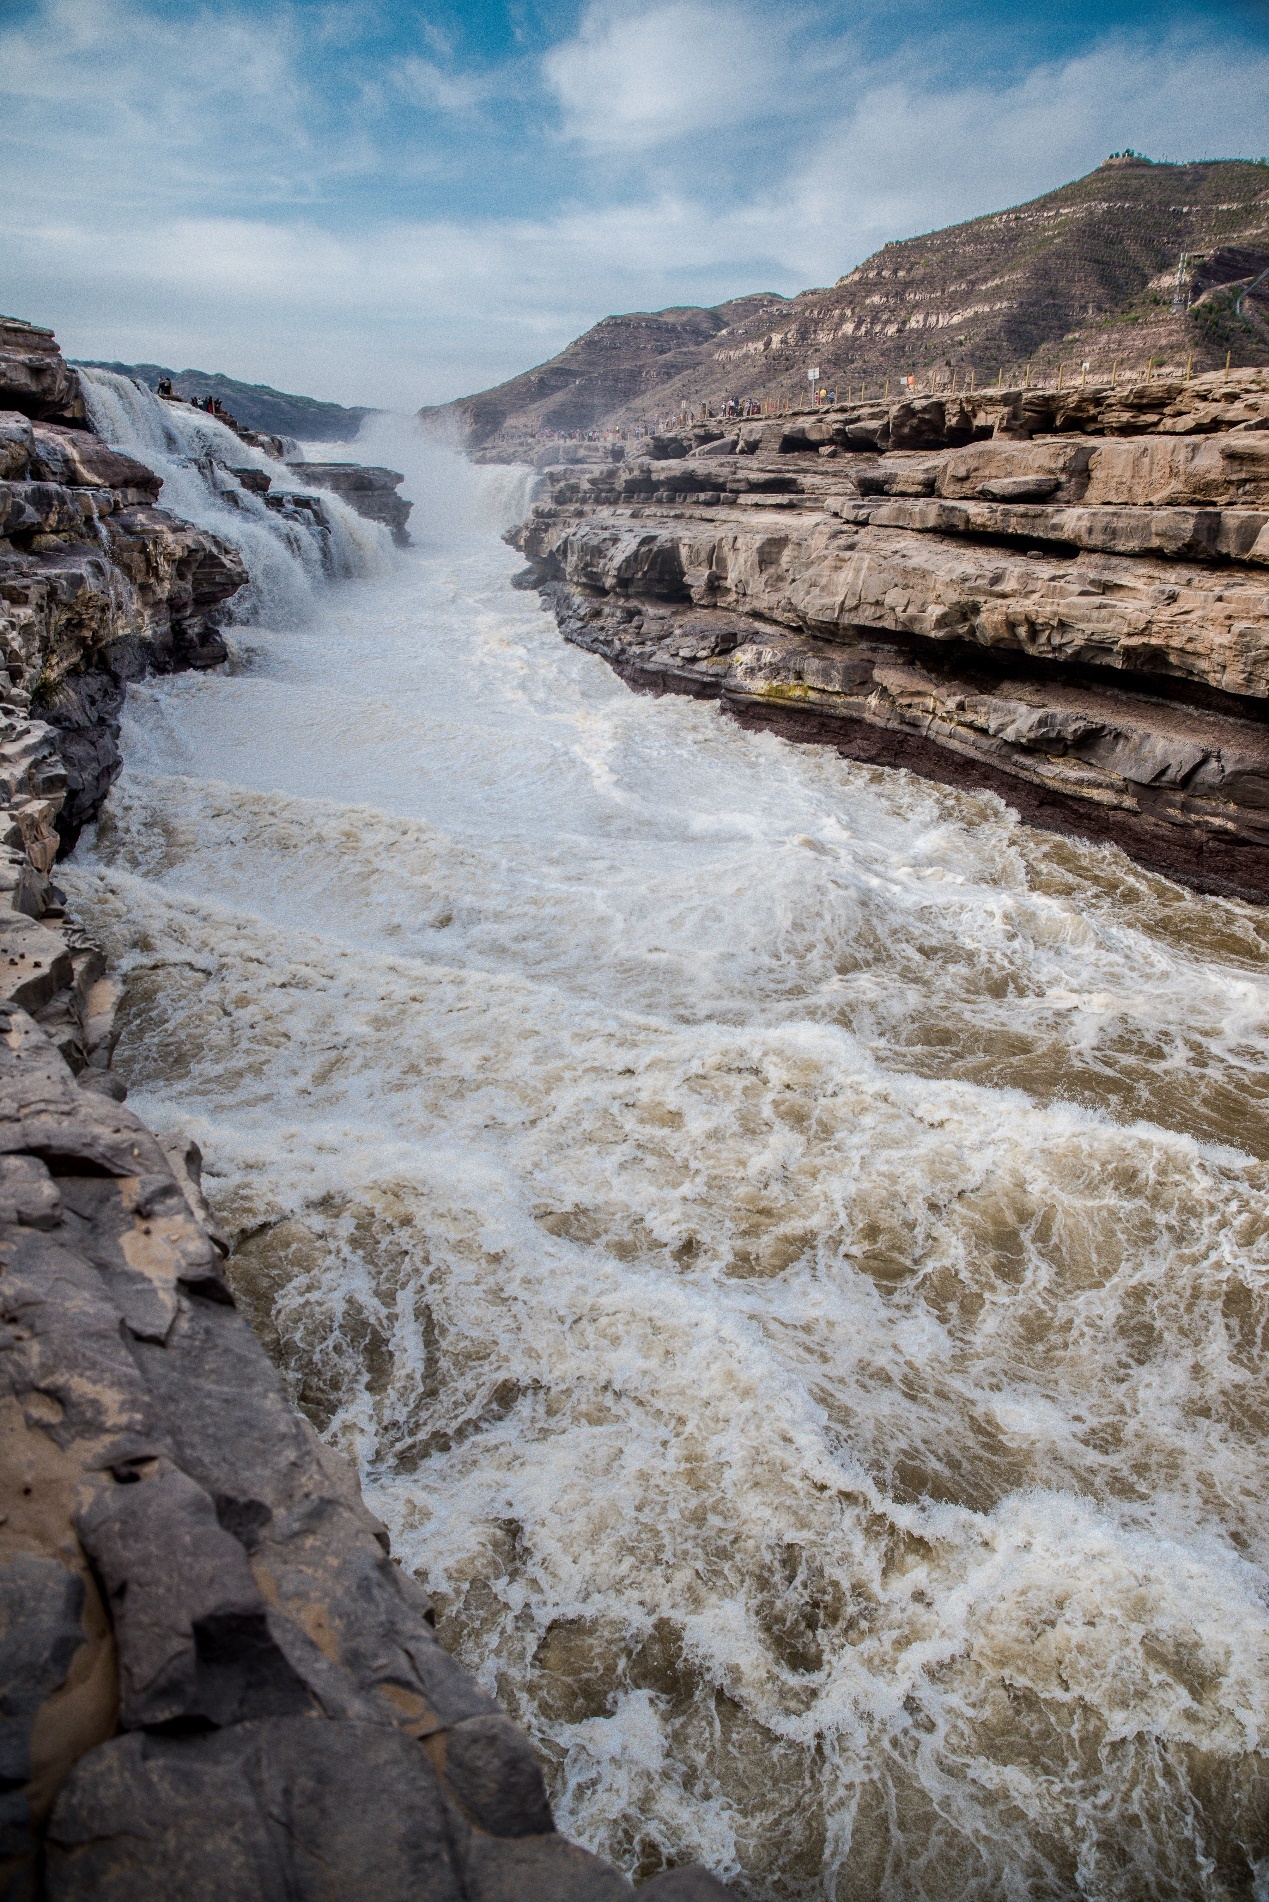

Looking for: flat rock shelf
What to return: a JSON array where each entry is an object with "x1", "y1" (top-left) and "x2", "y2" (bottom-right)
[{"x1": 511, "y1": 370, "x2": 1269, "y2": 901}]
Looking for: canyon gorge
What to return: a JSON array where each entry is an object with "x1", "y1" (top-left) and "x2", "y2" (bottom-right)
[
  {"x1": 0, "y1": 316, "x2": 720, "y2": 1900},
  {"x1": 7, "y1": 153, "x2": 1269, "y2": 1902}
]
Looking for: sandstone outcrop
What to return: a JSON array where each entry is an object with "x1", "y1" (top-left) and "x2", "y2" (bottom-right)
[
  {"x1": 0, "y1": 322, "x2": 86, "y2": 429},
  {"x1": 0, "y1": 397, "x2": 243, "y2": 852},
  {"x1": 0, "y1": 318, "x2": 734, "y2": 1897},
  {"x1": 511, "y1": 368, "x2": 1269, "y2": 901},
  {"x1": 287, "y1": 461, "x2": 413, "y2": 544}
]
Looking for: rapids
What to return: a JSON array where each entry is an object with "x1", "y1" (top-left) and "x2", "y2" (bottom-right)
[{"x1": 60, "y1": 404, "x2": 1269, "y2": 1900}]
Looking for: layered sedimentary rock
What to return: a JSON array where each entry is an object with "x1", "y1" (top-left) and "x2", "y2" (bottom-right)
[
  {"x1": 287, "y1": 461, "x2": 413, "y2": 544},
  {"x1": 0, "y1": 411, "x2": 242, "y2": 854},
  {"x1": 512, "y1": 368, "x2": 1269, "y2": 901},
  {"x1": 0, "y1": 320, "x2": 87, "y2": 428},
  {"x1": 0, "y1": 320, "x2": 727, "y2": 1897}
]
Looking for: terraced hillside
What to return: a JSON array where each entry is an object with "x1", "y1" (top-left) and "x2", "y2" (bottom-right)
[{"x1": 435, "y1": 156, "x2": 1269, "y2": 456}]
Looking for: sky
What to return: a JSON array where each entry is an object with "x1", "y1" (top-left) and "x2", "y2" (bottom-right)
[{"x1": 2, "y1": 0, "x2": 1269, "y2": 410}]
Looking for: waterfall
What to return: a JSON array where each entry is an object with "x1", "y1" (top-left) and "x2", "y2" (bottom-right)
[{"x1": 78, "y1": 368, "x2": 393, "y2": 625}]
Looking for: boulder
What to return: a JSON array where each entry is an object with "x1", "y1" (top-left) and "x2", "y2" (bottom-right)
[
  {"x1": 284, "y1": 462, "x2": 413, "y2": 545},
  {"x1": 0, "y1": 320, "x2": 85, "y2": 426}
]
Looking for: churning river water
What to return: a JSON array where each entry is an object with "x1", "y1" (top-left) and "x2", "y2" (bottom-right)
[{"x1": 62, "y1": 388, "x2": 1269, "y2": 1900}]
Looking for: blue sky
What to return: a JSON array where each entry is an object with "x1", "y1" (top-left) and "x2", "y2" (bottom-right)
[{"x1": 2, "y1": 0, "x2": 1269, "y2": 407}]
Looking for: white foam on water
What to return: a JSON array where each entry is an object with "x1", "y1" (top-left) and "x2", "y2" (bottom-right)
[
  {"x1": 62, "y1": 419, "x2": 1269, "y2": 1898},
  {"x1": 78, "y1": 368, "x2": 392, "y2": 624}
]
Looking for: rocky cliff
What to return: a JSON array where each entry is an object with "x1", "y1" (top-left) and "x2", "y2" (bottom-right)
[
  {"x1": 0, "y1": 319, "x2": 725, "y2": 1898},
  {"x1": 511, "y1": 367, "x2": 1269, "y2": 902},
  {"x1": 423, "y1": 296, "x2": 788, "y2": 451},
  {"x1": 435, "y1": 157, "x2": 1269, "y2": 458},
  {"x1": 287, "y1": 462, "x2": 413, "y2": 545}
]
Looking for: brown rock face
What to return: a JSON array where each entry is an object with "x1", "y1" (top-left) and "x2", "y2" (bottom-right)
[
  {"x1": 0, "y1": 317, "x2": 88, "y2": 426},
  {"x1": 511, "y1": 367, "x2": 1269, "y2": 903},
  {"x1": 433, "y1": 159, "x2": 1269, "y2": 461},
  {"x1": 0, "y1": 393, "x2": 245, "y2": 852},
  {"x1": 286, "y1": 461, "x2": 413, "y2": 544},
  {"x1": 424, "y1": 296, "x2": 789, "y2": 447}
]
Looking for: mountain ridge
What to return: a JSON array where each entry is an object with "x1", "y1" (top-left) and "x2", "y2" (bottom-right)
[
  {"x1": 71, "y1": 360, "x2": 373, "y2": 441},
  {"x1": 430, "y1": 156, "x2": 1269, "y2": 454}
]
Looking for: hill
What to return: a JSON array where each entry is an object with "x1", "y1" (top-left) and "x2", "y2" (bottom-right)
[
  {"x1": 72, "y1": 361, "x2": 373, "y2": 441},
  {"x1": 432, "y1": 156, "x2": 1269, "y2": 453},
  {"x1": 420, "y1": 294, "x2": 788, "y2": 445}
]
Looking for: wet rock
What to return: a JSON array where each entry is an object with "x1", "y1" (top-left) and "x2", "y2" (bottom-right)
[
  {"x1": 460, "y1": 1833, "x2": 635, "y2": 1902},
  {"x1": 440, "y1": 1713, "x2": 555, "y2": 1837},
  {"x1": 45, "y1": 1719, "x2": 466, "y2": 1902},
  {"x1": 76, "y1": 1467, "x2": 314, "y2": 1729},
  {"x1": 285, "y1": 462, "x2": 413, "y2": 545},
  {"x1": 637, "y1": 1871, "x2": 735, "y2": 1900}
]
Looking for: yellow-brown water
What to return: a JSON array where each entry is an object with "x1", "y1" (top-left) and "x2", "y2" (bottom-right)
[{"x1": 63, "y1": 426, "x2": 1269, "y2": 1899}]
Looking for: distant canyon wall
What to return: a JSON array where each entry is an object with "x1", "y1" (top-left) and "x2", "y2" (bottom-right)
[{"x1": 431, "y1": 157, "x2": 1269, "y2": 456}]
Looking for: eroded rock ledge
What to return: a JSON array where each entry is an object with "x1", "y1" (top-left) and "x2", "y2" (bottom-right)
[
  {"x1": 1, "y1": 1005, "x2": 728, "y2": 1900},
  {"x1": 509, "y1": 371, "x2": 1269, "y2": 901},
  {"x1": 0, "y1": 321, "x2": 728, "y2": 1898}
]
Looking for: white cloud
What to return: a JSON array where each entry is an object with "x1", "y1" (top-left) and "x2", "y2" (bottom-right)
[
  {"x1": 393, "y1": 55, "x2": 493, "y2": 115},
  {"x1": 0, "y1": 0, "x2": 349, "y2": 214},
  {"x1": 542, "y1": 0, "x2": 785, "y2": 149},
  {"x1": 3, "y1": 0, "x2": 1269, "y2": 410}
]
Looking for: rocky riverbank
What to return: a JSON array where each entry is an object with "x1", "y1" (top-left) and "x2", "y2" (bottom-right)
[
  {"x1": 509, "y1": 368, "x2": 1269, "y2": 902},
  {"x1": 0, "y1": 318, "x2": 728, "y2": 1899}
]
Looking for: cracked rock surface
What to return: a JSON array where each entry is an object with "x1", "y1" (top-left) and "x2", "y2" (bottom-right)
[{"x1": 510, "y1": 370, "x2": 1269, "y2": 901}]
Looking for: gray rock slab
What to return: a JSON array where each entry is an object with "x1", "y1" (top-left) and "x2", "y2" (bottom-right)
[{"x1": 46, "y1": 1719, "x2": 466, "y2": 1901}]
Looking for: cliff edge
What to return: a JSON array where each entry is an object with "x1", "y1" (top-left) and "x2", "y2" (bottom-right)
[
  {"x1": 510, "y1": 368, "x2": 1269, "y2": 902},
  {"x1": 431, "y1": 158, "x2": 1269, "y2": 456}
]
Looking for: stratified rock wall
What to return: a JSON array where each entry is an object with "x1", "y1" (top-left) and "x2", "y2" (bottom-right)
[
  {"x1": 434, "y1": 159, "x2": 1269, "y2": 457},
  {"x1": 511, "y1": 369, "x2": 1269, "y2": 902},
  {"x1": 0, "y1": 377, "x2": 244, "y2": 855}
]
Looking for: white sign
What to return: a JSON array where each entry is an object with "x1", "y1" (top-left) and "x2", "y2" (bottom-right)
[{"x1": 807, "y1": 367, "x2": 820, "y2": 382}]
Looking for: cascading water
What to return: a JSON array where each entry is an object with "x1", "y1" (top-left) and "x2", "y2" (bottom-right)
[
  {"x1": 60, "y1": 419, "x2": 1269, "y2": 1900},
  {"x1": 78, "y1": 368, "x2": 392, "y2": 622}
]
